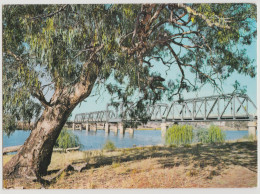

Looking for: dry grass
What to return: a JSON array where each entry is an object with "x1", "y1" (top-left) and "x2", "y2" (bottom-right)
[
  {"x1": 46, "y1": 158, "x2": 257, "y2": 189},
  {"x1": 3, "y1": 140, "x2": 257, "y2": 189},
  {"x1": 3, "y1": 154, "x2": 13, "y2": 166}
]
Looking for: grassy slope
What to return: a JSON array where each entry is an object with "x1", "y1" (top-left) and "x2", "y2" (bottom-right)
[{"x1": 3, "y1": 140, "x2": 257, "y2": 189}]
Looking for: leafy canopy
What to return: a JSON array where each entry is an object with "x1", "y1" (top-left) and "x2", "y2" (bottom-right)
[{"x1": 2, "y1": 4, "x2": 256, "y2": 134}]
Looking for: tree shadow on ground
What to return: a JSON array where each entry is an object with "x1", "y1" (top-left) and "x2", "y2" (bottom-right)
[
  {"x1": 157, "y1": 142, "x2": 257, "y2": 173},
  {"x1": 65, "y1": 141, "x2": 257, "y2": 174}
]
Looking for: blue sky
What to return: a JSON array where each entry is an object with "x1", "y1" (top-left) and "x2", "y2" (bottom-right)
[{"x1": 70, "y1": 39, "x2": 257, "y2": 120}]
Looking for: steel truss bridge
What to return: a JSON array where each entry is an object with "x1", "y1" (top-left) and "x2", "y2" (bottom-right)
[{"x1": 74, "y1": 93, "x2": 257, "y2": 124}]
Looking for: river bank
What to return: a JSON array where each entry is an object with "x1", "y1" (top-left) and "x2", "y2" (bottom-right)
[{"x1": 3, "y1": 139, "x2": 257, "y2": 189}]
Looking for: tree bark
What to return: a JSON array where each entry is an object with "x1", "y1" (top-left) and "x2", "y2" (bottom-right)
[{"x1": 3, "y1": 103, "x2": 74, "y2": 179}]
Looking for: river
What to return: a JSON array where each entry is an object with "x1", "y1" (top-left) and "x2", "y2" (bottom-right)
[{"x1": 3, "y1": 129, "x2": 250, "y2": 151}]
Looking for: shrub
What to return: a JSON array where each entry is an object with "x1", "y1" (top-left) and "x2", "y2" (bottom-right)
[
  {"x1": 103, "y1": 140, "x2": 116, "y2": 151},
  {"x1": 196, "y1": 125, "x2": 225, "y2": 144},
  {"x1": 196, "y1": 128, "x2": 209, "y2": 143},
  {"x1": 165, "y1": 125, "x2": 193, "y2": 146},
  {"x1": 208, "y1": 125, "x2": 226, "y2": 143},
  {"x1": 54, "y1": 130, "x2": 80, "y2": 149}
]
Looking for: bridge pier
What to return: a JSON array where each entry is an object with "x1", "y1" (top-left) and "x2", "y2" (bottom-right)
[
  {"x1": 119, "y1": 122, "x2": 125, "y2": 134},
  {"x1": 128, "y1": 128, "x2": 134, "y2": 138},
  {"x1": 79, "y1": 124, "x2": 82, "y2": 130},
  {"x1": 128, "y1": 128, "x2": 134, "y2": 134},
  {"x1": 248, "y1": 121, "x2": 257, "y2": 138},
  {"x1": 72, "y1": 123, "x2": 75, "y2": 130},
  {"x1": 85, "y1": 123, "x2": 89, "y2": 131},
  {"x1": 114, "y1": 125, "x2": 118, "y2": 134},
  {"x1": 161, "y1": 119, "x2": 168, "y2": 137},
  {"x1": 94, "y1": 124, "x2": 97, "y2": 132},
  {"x1": 89, "y1": 123, "x2": 97, "y2": 132},
  {"x1": 105, "y1": 122, "x2": 110, "y2": 133}
]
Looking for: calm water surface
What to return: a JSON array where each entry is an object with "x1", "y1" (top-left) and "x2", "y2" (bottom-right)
[{"x1": 3, "y1": 129, "x2": 250, "y2": 150}]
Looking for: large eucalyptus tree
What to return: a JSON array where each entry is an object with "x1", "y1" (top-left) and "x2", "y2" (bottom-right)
[{"x1": 2, "y1": 4, "x2": 256, "y2": 179}]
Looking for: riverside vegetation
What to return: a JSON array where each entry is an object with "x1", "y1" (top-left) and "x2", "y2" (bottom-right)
[
  {"x1": 54, "y1": 130, "x2": 80, "y2": 150},
  {"x1": 3, "y1": 125, "x2": 257, "y2": 189},
  {"x1": 165, "y1": 125, "x2": 226, "y2": 146}
]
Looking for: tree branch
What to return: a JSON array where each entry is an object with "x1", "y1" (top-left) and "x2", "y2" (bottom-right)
[
  {"x1": 146, "y1": 4, "x2": 165, "y2": 27},
  {"x1": 166, "y1": 43, "x2": 222, "y2": 95},
  {"x1": 171, "y1": 39, "x2": 203, "y2": 49},
  {"x1": 166, "y1": 43, "x2": 185, "y2": 96},
  {"x1": 6, "y1": 50, "x2": 51, "y2": 107},
  {"x1": 177, "y1": 4, "x2": 231, "y2": 29},
  {"x1": 81, "y1": 44, "x2": 104, "y2": 77},
  {"x1": 31, "y1": 88, "x2": 51, "y2": 108},
  {"x1": 65, "y1": 44, "x2": 104, "y2": 106},
  {"x1": 29, "y1": 5, "x2": 69, "y2": 21}
]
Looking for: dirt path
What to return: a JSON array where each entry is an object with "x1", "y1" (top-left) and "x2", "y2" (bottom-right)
[{"x1": 3, "y1": 141, "x2": 257, "y2": 189}]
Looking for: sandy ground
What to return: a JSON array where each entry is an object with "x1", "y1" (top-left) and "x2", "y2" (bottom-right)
[{"x1": 3, "y1": 141, "x2": 257, "y2": 189}]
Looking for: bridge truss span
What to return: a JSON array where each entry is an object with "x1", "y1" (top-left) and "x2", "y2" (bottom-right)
[
  {"x1": 165, "y1": 93, "x2": 257, "y2": 122},
  {"x1": 74, "y1": 93, "x2": 257, "y2": 123}
]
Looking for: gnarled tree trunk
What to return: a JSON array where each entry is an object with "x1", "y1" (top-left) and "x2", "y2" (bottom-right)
[
  {"x1": 3, "y1": 61, "x2": 100, "y2": 180},
  {"x1": 3, "y1": 103, "x2": 75, "y2": 179}
]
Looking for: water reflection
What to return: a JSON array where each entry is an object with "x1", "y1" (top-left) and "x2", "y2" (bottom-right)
[
  {"x1": 129, "y1": 132, "x2": 134, "y2": 139},
  {"x1": 119, "y1": 133, "x2": 125, "y2": 139}
]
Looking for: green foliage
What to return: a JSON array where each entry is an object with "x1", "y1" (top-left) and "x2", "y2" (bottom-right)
[
  {"x1": 102, "y1": 140, "x2": 116, "y2": 151},
  {"x1": 196, "y1": 125, "x2": 226, "y2": 144},
  {"x1": 165, "y1": 125, "x2": 194, "y2": 146},
  {"x1": 2, "y1": 4, "x2": 257, "y2": 135},
  {"x1": 2, "y1": 115, "x2": 16, "y2": 136},
  {"x1": 208, "y1": 125, "x2": 226, "y2": 143},
  {"x1": 196, "y1": 128, "x2": 209, "y2": 143},
  {"x1": 232, "y1": 80, "x2": 247, "y2": 94},
  {"x1": 54, "y1": 130, "x2": 80, "y2": 149}
]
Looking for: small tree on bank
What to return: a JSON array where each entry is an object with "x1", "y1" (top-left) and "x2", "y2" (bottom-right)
[
  {"x1": 3, "y1": 4, "x2": 256, "y2": 179},
  {"x1": 54, "y1": 130, "x2": 80, "y2": 150},
  {"x1": 165, "y1": 125, "x2": 194, "y2": 146},
  {"x1": 196, "y1": 126, "x2": 226, "y2": 144}
]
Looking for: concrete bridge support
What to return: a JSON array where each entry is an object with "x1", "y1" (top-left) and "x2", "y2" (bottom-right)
[
  {"x1": 85, "y1": 123, "x2": 89, "y2": 132},
  {"x1": 128, "y1": 128, "x2": 134, "y2": 134},
  {"x1": 72, "y1": 123, "x2": 75, "y2": 130},
  {"x1": 128, "y1": 128, "x2": 134, "y2": 138},
  {"x1": 105, "y1": 122, "x2": 110, "y2": 133},
  {"x1": 114, "y1": 125, "x2": 118, "y2": 134},
  {"x1": 161, "y1": 119, "x2": 168, "y2": 137},
  {"x1": 90, "y1": 124, "x2": 97, "y2": 132},
  {"x1": 119, "y1": 122, "x2": 125, "y2": 134},
  {"x1": 248, "y1": 121, "x2": 257, "y2": 138},
  {"x1": 107, "y1": 125, "x2": 117, "y2": 134},
  {"x1": 79, "y1": 124, "x2": 82, "y2": 130}
]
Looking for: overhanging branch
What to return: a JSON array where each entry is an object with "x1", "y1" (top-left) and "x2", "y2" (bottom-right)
[
  {"x1": 177, "y1": 4, "x2": 231, "y2": 29},
  {"x1": 6, "y1": 50, "x2": 51, "y2": 108},
  {"x1": 29, "y1": 5, "x2": 69, "y2": 21}
]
